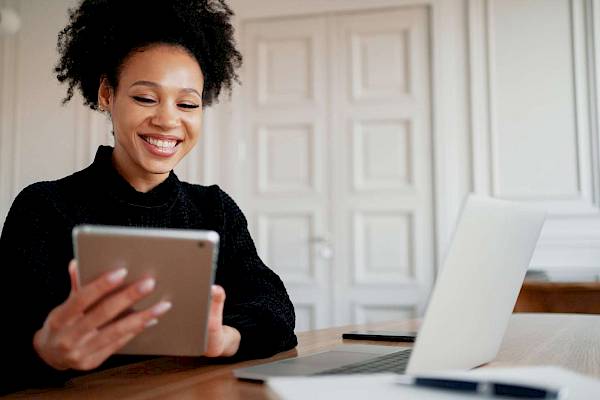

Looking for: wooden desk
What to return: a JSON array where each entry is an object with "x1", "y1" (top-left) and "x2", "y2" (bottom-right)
[
  {"x1": 8, "y1": 314, "x2": 600, "y2": 399},
  {"x1": 515, "y1": 281, "x2": 600, "y2": 313}
]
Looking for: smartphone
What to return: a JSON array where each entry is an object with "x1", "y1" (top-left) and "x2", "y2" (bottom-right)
[{"x1": 342, "y1": 330, "x2": 417, "y2": 342}]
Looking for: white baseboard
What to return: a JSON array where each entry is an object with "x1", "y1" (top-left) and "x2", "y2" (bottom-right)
[{"x1": 529, "y1": 217, "x2": 600, "y2": 280}]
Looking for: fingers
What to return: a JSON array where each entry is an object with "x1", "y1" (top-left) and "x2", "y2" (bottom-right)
[
  {"x1": 69, "y1": 260, "x2": 79, "y2": 293},
  {"x1": 51, "y1": 267, "x2": 129, "y2": 327},
  {"x1": 208, "y1": 285, "x2": 225, "y2": 332},
  {"x1": 204, "y1": 286, "x2": 229, "y2": 357},
  {"x1": 50, "y1": 300, "x2": 171, "y2": 371},
  {"x1": 212, "y1": 285, "x2": 226, "y2": 302},
  {"x1": 61, "y1": 331, "x2": 137, "y2": 371},
  {"x1": 76, "y1": 332, "x2": 136, "y2": 371},
  {"x1": 37, "y1": 261, "x2": 181, "y2": 371},
  {"x1": 81, "y1": 300, "x2": 172, "y2": 357},
  {"x1": 66, "y1": 277, "x2": 157, "y2": 340}
]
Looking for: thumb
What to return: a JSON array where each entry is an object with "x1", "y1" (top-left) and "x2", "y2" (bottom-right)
[
  {"x1": 209, "y1": 285, "x2": 225, "y2": 329},
  {"x1": 68, "y1": 259, "x2": 80, "y2": 293}
]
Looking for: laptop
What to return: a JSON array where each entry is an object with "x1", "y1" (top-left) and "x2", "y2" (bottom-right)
[{"x1": 234, "y1": 195, "x2": 545, "y2": 380}]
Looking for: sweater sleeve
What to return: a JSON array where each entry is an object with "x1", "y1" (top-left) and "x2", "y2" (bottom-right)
[
  {"x1": 214, "y1": 188, "x2": 298, "y2": 360},
  {"x1": 0, "y1": 184, "x2": 75, "y2": 394}
]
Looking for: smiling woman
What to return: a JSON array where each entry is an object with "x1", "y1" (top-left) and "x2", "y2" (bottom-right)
[
  {"x1": 98, "y1": 45, "x2": 205, "y2": 192},
  {"x1": 0, "y1": 0, "x2": 297, "y2": 395}
]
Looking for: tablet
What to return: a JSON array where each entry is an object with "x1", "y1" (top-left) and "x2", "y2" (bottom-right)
[{"x1": 72, "y1": 225, "x2": 219, "y2": 356}]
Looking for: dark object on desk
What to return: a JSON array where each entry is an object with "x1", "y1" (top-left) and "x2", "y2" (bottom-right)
[
  {"x1": 403, "y1": 377, "x2": 562, "y2": 399},
  {"x1": 342, "y1": 330, "x2": 417, "y2": 342}
]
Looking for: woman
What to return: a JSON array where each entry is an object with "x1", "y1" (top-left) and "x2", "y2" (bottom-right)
[{"x1": 0, "y1": 0, "x2": 297, "y2": 394}]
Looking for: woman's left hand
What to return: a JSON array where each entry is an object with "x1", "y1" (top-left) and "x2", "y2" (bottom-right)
[{"x1": 204, "y1": 285, "x2": 241, "y2": 357}]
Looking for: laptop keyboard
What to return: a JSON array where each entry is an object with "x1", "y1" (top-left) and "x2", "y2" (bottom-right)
[{"x1": 314, "y1": 349, "x2": 412, "y2": 375}]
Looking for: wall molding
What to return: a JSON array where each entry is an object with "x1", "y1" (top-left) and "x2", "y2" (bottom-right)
[
  {"x1": 352, "y1": 209, "x2": 416, "y2": 285},
  {"x1": 467, "y1": 0, "x2": 491, "y2": 196},
  {"x1": 229, "y1": 0, "x2": 436, "y2": 19},
  {"x1": 293, "y1": 303, "x2": 317, "y2": 331},
  {"x1": 351, "y1": 303, "x2": 416, "y2": 324},
  {"x1": 466, "y1": 0, "x2": 600, "y2": 272},
  {"x1": 571, "y1": 0, "x2": 596, "y2": 208},
  {"x1": 0, "y1": 0, "x2": 9, "y2": 219},
  {"x1": 74, "y1": 104, "x2": 114, "y2": 170},
  {"x1": 532, "y1": 239, "x2": 600, "y2": 270},
  {"x1": 468, "y1": 0, "x2": 600, "y2": 213},
  {"x1": 200, "y1": 107, "x2": 217, "y2": 185},
  {"x1": 0, "y1": 0, "x2": 20, "y2": 226},
  {"x1": 8, "y1": 0, "x2": 21, "y2": 202},
  {"x1": 257, "y1": 210, "x2": 318, "y2": 285},
  {"x1": 587, "y1": 0, "x2": 600, "y2": 207}
]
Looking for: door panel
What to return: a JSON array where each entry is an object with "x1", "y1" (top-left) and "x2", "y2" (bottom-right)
[
  {"x1": 242, "y1": 7, "x2": 433, "y2": 329},
  {"x1": 331, "y1": 7, "x2": 434, "y2": 325},
  {"x1": 243, "y1": 16, "x2": 331, "y2": 330}
]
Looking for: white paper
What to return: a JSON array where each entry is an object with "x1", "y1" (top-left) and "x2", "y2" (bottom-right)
[{"x1": 268, "y1": 366, "x2": 600, "y2": 400}]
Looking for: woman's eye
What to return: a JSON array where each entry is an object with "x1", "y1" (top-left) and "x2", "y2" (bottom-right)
[
  {"x1": 132, "y1": 96, "x2": 155, "y2": 104},
  {"x1": 179, "y1": 103, "x2": 200, "y2": 109}
]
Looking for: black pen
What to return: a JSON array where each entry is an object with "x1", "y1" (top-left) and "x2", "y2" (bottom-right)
[{"x1": 398, "y1": 376, "x2": 565, "y2": 399}]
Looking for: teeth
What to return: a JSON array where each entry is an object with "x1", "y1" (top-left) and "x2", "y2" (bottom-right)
[{"x1": 144, "y1": 136, "x2": 177, "y2": 148}]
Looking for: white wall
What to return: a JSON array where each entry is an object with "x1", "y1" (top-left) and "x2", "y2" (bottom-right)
[
  {"x1": 2, "y1": 0, "x2": 600, "y2": 281},
  {"x1": 1, "y1": 0, "x2": 81, "y2": 224},
  {"x1": 467, "y1": 0, "x2": 600, "y2": 276}
]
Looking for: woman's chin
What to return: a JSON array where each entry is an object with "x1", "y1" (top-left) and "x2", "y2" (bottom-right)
[{"x1": 138, "y1": 158, "x2": 177, "y2": 175}]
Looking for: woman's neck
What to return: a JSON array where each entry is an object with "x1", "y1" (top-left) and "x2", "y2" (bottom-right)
[{"x1": 111, "y1": 148, "x2": 169, "y2": 193}]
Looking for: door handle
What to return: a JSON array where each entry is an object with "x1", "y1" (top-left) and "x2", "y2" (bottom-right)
[{"x1": 310, "y1": 236, "x2": 333, "y2": 260}]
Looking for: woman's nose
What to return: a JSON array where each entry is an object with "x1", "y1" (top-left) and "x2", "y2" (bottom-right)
[{"x1": 150, "y1": 104, "x2": 180, "y2": 130}]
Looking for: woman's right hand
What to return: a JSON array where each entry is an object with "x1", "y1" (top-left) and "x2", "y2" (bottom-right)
[{"x1": 33, "y1": 260, "x2": 172, "y2": 371}]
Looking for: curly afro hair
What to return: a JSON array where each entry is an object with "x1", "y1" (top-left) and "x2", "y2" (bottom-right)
[{"x1": 55, "y1": 0, "x2": 242, "y2": 109}]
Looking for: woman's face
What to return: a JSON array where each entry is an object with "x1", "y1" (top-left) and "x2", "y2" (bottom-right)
[{"x1": 98, "y1": 44, "x2": 204, "y2": 190}]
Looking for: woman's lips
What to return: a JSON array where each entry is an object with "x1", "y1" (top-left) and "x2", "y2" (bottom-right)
[{"x1": 139, "y1": 134, "x2": 180, "y2": 157}]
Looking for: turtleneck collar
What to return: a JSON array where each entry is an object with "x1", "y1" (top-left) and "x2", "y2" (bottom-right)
[{"x1": 90, "y1": 145, "x2": 181, "y2": 208}]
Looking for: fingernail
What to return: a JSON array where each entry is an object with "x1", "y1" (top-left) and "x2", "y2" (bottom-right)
[
  {"x1": 152, "y1": 301, "x2": 172, "y2": 316},
  {"x1": 107, "y1": 268, "x2": 128, "y2": 284},
  {"x1": 145, "y1": 318, "x2": 158, "y2": 328},
  {"x1": 138, "y1": 278, "x2": 156, "y2": 294}
]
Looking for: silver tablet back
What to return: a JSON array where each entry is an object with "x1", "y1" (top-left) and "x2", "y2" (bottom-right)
[{"x1": 73, "y1": 225, "x2": 219, "y2": 356}]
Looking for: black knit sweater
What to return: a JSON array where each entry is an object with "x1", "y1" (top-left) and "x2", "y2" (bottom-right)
[{"x1": 0, "y1": 146, "x2": 297, "y2": 394}]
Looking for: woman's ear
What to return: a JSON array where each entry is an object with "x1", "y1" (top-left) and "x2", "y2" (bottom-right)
[{"x1": 97, "y1": 76, "x2": 112, "y2": 112}]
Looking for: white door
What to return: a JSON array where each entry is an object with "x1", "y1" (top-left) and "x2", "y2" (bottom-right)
[
  {"x1": 329, "y1": 8, "x2": 434, "y2": 326},
  {"x1": 240, "y1": 7, "x2": 433, "y2": 330},
  {"x1": 242, "y1": 16, "x2": 331, "y2": 331}
]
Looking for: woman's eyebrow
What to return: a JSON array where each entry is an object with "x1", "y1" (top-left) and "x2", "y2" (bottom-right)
[{"x1": 130, "y1": 80, "x2": 202, "y2": 97}]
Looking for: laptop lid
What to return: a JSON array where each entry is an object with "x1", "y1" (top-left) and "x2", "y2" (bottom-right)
[
  {"x1": 406, "y1": 195, "x2": 545, "y2": 374},
  {"x1": 233, "y1": 195, "x2": 545, "y2": 380}
]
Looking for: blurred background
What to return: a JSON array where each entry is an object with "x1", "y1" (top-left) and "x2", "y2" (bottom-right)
[{"x1": 1, "y1": 0, "x2": 600, "y2": 331}]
